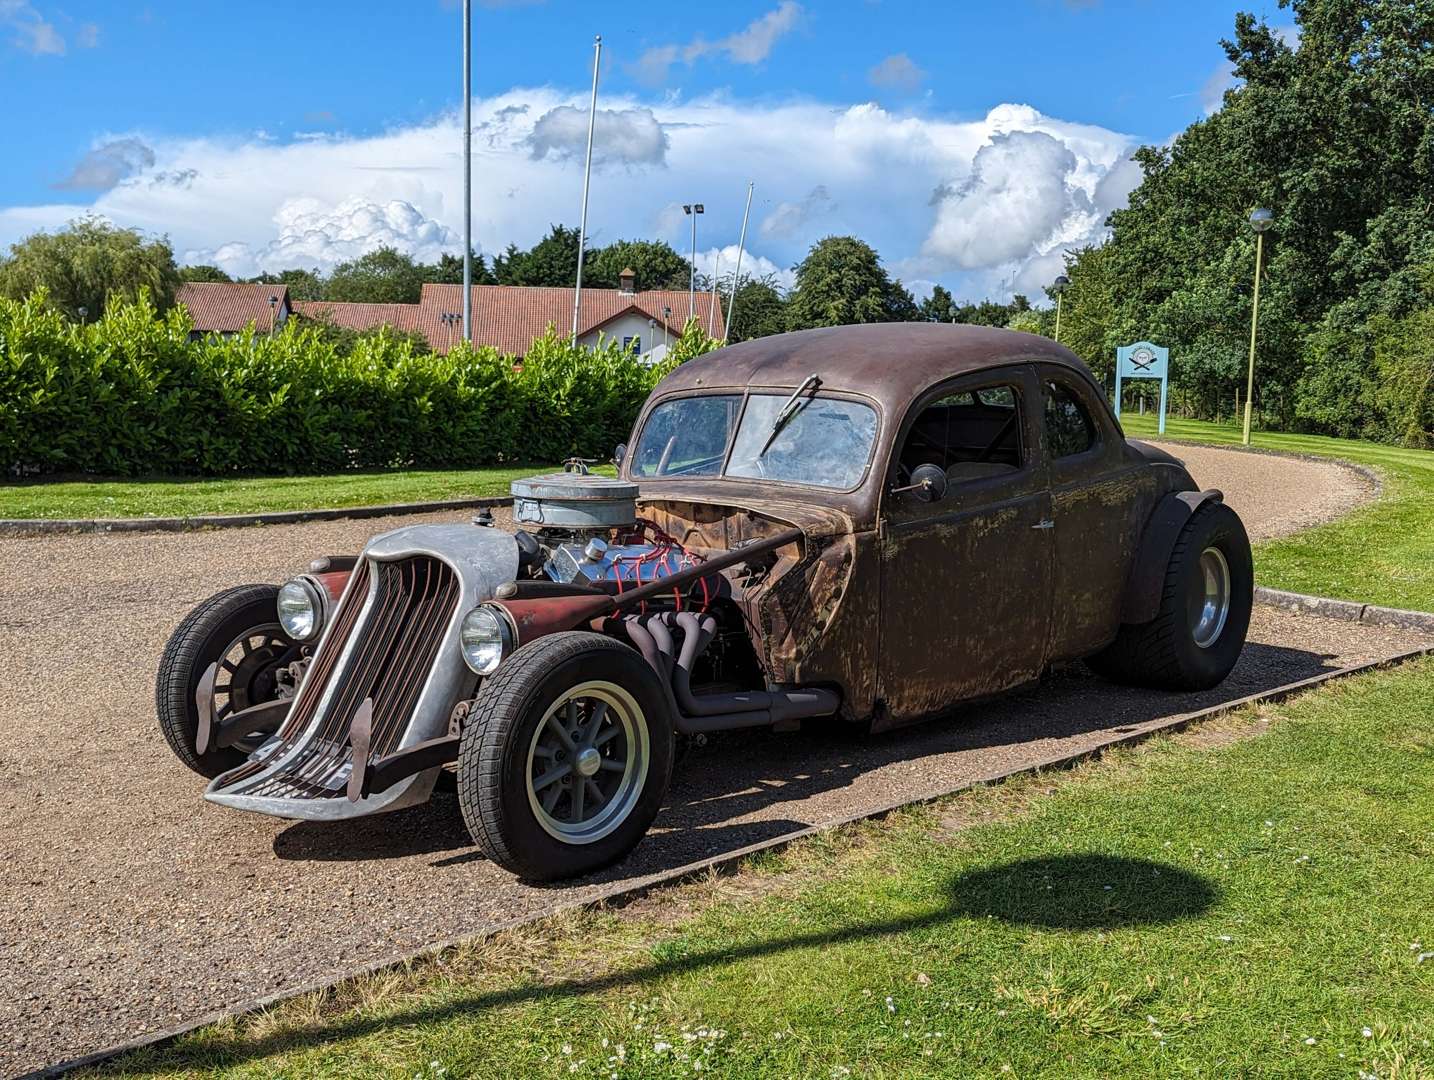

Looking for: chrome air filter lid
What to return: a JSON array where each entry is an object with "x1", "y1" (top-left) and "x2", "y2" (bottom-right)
[{"x1": 510, "y1": 472, "x2": 639, "y2": 530}]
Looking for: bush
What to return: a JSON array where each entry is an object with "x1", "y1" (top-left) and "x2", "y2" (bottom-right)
[{"x1": 0, "y1": 291, "x2": 694, "y2": 477}]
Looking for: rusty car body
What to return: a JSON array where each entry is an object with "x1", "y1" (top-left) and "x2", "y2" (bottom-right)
[{"x1": 157, "y1": 324, "x2": 1253, "y2": 880}]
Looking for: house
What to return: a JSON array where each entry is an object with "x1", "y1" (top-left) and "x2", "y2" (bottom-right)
[
  {"x1": 182, "y1": 271, "x2": 725, "y2": 357},
  {"x1": 175, "y1": 282, "x2": 291, "y2": 339},
  {"x1": 418, "y1": 268, "x2": 724, "y2": 357}
]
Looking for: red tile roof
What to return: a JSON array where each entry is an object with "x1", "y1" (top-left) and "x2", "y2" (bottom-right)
[
  {"x1": 186, "y1": 281, "x2": 725, "y2": 354},
  {"x1": 419, "y1": 284, "x2": 725, "y2": 355},
  {"x1": 176, "y1": 283, "x2": 290, "y2": 334}
]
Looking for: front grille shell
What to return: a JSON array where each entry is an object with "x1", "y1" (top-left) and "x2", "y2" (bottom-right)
[{"x1": 205, "y1": 523, "x2": 521, "y2": 820}]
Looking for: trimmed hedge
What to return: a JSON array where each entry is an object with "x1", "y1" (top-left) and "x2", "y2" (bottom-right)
[{"x1": 0, "y1": 292, "x2": 713, "y2": 476}]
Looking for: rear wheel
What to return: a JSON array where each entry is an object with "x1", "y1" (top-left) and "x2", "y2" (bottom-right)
[
  {"x1": 1089, "y1": 502, "x2": 1252, "y2": 691},
  {"x1": 155, "y1": 584, "x2": 297, "y2": 778},
  {"x1": 457, "y1": 632, "x2": 675, "y2": 881}
]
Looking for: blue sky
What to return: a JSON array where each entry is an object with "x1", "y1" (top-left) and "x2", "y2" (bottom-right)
[{"x1": 0, "y1": 1, "x2": 1292, "y2": 301}]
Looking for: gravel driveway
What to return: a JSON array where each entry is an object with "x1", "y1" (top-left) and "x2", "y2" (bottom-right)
[{"x1": 0, "y1": 443, "x2": 1408, "y2": 1076}]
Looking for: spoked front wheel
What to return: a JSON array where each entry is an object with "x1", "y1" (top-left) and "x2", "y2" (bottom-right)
[
  {"x1": 458, "y1": 632, "x2": 675, "y2": 881},
  {"x1": 155, "y1": 584, "x2": 298, "y2": 777}
]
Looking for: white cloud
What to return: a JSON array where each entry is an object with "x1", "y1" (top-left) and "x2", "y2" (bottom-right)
[
  {"x1": 694, "y1": 244, "x2": 795, "y2": 292},
  {"x1": 75, "y1": 20, "x2": 97, "y2": 47},
  {"x1": 635, "y1": 2, "x2": 803, "y2": 83},
  {"x1": 54, "y1": 137, "x2": 155, "y2": 190},
  {"x1": 761, "y1": 185, "x2": 833, "y2": 239},
  {"x1": 528, "y1": 105, "x2": 667, "y2": 165},
  {"x1": 1, "y1": 0, "x2": 64, "y2": 54},
  {"x1": 186, "y1": 197, "x2": 456, "y2": 277},
  {"x1": 868, "y1": 53, "x2": 925, "y2": 93},
  {"x1": 1, "y1": 90, "x2": 1137, "y2": 303}
]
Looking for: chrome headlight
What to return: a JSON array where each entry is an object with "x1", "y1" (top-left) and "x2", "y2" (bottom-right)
[
  {"x1": 276, "y1": 577, "x2": 323, "y2": 642},
  {"x1": 461, "y1": 604, "x2": 513, "y2": 675}
]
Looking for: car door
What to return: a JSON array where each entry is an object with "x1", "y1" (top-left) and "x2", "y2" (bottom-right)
[
  {"x1": 1040, "y1": 367, "x2": 1141, "y2": 662},
  {"x1": 875, "y1": 364, "x2": 1053, "y2": 726}
]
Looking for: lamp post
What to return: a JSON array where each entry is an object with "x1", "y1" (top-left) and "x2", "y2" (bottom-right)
[
  {"x1": 662, "y1": 305, "x2": 671, "y2": 349},
  {"x1": 1052, "y1": 275, "x2": 1070, "y2": 343},
  {"x1": 570, "y1": 35, "x2": 602, "y2": 344},
  {"x1": 461, "y1": 0, "x2": 472, "y2": 344},
  {"x1": 683, "y1": 203, "x2": 703, "y2": 322},
  {"x1": 268, "y1": 295, "x2": 279, "y2": 334},
  {"x1": 1243, "y1": 207, "x2": 1273, "y2": 445}
]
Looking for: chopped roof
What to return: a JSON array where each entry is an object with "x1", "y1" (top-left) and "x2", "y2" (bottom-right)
[
  {"x1": 653, "y1": 323, "x2": 1099, "y2": 406},
  {"x1": 177, "y1": 283, "x2": 289, "y2": 334}
]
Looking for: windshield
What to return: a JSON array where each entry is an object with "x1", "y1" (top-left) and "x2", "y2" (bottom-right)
[{"x1": 631, "y1": 392, "x2": 878, "y2": 490}]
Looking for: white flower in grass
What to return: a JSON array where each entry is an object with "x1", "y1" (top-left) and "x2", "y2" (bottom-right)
[
  {"x1": 561, "y1": 1044, "x2": 572, "y2": 1055},
  {"x1": 1217, "y1": 935, "x2": 1233, "y2": 942},
  {"x1": 1363, "y1": 1027, "x2": 1374, "y2": 1038},
  {"x1": 886, "y1": 995, "x2": 896, "y2": 1013},
  {"x1": 1417, "y1": 952, "x2": 1434, "y2": 964},
  {"x1": 1304, "y1": 1037, "x2": 1317, "y2": 1045},
  {"x1": 654, "y1": 1041, "x2": 672, "y2": 1053}
]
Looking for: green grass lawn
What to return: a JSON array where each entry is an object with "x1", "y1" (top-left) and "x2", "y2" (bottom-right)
[
  {"x1": 1123, "y1": 415, "x2": 1434, "y2": 612},
  {"x1": 0, "y1": 465, "x2": 608, "y2": 520},
  {"x1": 101, "y1": 657, "x2": 1434, "y2": 1079}
]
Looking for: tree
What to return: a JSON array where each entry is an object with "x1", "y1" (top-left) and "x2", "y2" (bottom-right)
[
  {"x1": 325, "y1": 247, "x2": 427, "y2": 304},
  {"x1": 244, "y1": 267, "x2": 326, "y2": 300},
  {"x1": 723, "y1": 274, "x2": 788, "y2": 342},
  {"x1": 918, "y1": 284, "x2": 957, "y2": 323},
  {"x1": 785, "y1": 236, "x2": 917, "y2": 330},
  {"x1": 587, "y1": 240, "x2": 690, "y2": 291},
  {"x1": 1059, "y1": 0, "x2": 1434, "y2": 437},
  {"x1": 492, "y1": 224, "x2": 587, "y2": 287},
  {"x1": 179, "y1": 264, "x2": 232, "y2": 283},
  {"x1": 0, "y1": 217, "x2": 180, "y2": 318},
  {"x1": 429, "y1": 250, "x2": 494, "y2": 286}
]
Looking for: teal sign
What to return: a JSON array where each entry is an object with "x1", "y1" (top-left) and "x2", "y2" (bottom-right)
[{"x1": 1114, "y1": 341, "x2": 1169, "y2": 434}]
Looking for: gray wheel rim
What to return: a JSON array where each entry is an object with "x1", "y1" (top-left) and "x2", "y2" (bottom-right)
[
  {"x1": 214, "y1": 623, "x2": 289, "y2": 753},
  {"x1": 525, "y1": 680, "x2": 649, "y2": 845},
  {"x1": 1191, "y1": 547, "x2": 1231, "y2": 649}
]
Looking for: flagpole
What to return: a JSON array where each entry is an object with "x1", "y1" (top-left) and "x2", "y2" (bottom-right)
[
  {"x1": 570, "y1": 35, "x2": 602, "y2": 344},
  {"x1": 723, "y1": 181, "x2": 753, "y2": 344},
  {"x1": 461, "y1": 0, "x2": 472, "y2": 343}
]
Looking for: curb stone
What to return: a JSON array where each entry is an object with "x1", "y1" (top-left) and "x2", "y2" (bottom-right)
[
  {"x1": 1255, "y1": 586, "x2": 1434, "y2": 634},
  {"x1": 0, "y1": 496, "x2": 511, "y2": 538},
  {"x1": 24, "y1": 635, "x2": 1434, "y2": 1079}
]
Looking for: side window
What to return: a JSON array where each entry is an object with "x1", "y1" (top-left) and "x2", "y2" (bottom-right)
[
  {"x1": 896, "y1": 382, "x2": 1025, "y2": 489},
  {"x1": 1044, "y1": 380, "x2": 1098, "y2": 459}
]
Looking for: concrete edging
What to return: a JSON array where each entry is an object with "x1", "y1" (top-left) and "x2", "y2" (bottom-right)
[
  {"x1": 1255, "y1": 586, "x2": 1434, "y2": 634},
  {"x1": 0, "y1": 496, "x2": 511, "y2": 538},
  {"x1": 26, "y1": 639, "x2": 1434, "y2": 1079}
]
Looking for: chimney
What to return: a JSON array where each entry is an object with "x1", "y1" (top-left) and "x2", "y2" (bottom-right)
[{"x1": 618, "y1": 267, "x2": 636, "y2": 294}]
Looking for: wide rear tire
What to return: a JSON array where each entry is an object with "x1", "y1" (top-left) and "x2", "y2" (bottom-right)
[
  {"x1": 457, "y1": 632, "x2": 675, "y2": 882},
  {"x1": 1088, "y1": 501, "x2": 1252, "y2": 691}
]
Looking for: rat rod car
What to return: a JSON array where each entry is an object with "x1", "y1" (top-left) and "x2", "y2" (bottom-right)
[{"x1": 156, "y1": 323, "x2": 1252, "y2": 880}]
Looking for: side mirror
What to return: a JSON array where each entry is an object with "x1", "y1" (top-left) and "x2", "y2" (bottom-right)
[
  {"x1": 892, "y1": 463, "x2": 948, "y2": 503},
  {"x1": 613, "y1": 442, "x2": 627, "y2": 468}
]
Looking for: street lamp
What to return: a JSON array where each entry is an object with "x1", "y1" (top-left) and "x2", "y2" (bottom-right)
[
  {"x1": 662, "y1": 305, "x2": 672, "y2": 348},
  {"x1": 1243, "y1": 207, "x2": 1274, "y2": 445},
  {"x1": 683, "y1": 203, "x2": 704, "y2": 322},
  {"x1": 1052, "y1": 275, "x2": 1070, "y2": 343},
  {"x1": 268, "y1": 295, "x2": 279, "y2": 334}
]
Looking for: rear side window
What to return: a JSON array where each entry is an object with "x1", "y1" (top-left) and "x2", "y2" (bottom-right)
[
  {"x1": 1044, "y1": 380, "x2": 1098, "y2": 459},
  {"x1": 895, "y1": 382, "x2": 1025, "y2": 487}
]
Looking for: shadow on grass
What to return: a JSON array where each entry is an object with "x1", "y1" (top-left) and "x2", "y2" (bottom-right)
[{"x1": 106, "y1": 854, "x2": 1216, "y2": 1074}]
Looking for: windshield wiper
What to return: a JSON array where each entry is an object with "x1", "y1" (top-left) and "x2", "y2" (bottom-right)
[{"x1": 758, "y1": 373, "x2": 822, "y2": 458}]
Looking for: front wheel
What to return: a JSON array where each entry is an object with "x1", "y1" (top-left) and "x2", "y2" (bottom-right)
[
  {"x1": 1088, "y1": 501, "x2": 1253, "y2": 691},
  {"x1": 155, "y1": 584, "x2": 297, "y2": 778},
  {"x1": 457, "y1": 632, "x2": 675, "y2": 881}
]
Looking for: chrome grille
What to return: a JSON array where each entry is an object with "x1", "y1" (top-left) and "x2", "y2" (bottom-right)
[{"x1": 215, "y1": 555, "x2": 460, "y2": 800}]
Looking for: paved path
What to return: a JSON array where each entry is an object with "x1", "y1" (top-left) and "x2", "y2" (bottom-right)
[{"x1": 0, "y1": 444, "x2": 1400, "y2": 1075}]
